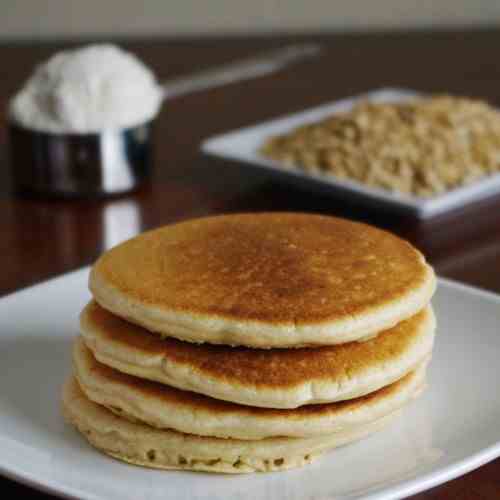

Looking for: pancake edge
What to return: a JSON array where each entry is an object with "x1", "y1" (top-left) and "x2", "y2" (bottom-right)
[
  {"x1": 80, "y1": 305, "x2": 436, "y2": 409},
  {"x1": 74, "y1": 336, "x2": 428, "y2": 439},
  {"x1": 62, "y1": 377, "x2": 401, "y2": 474},
  {"x1": 89, "y1": 257, "x2": 436, "y2": 349}
]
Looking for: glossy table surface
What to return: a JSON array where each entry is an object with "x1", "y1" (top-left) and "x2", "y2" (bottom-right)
[{"x1": 1, "y1": 30, "x2": 500, "y2": 499}]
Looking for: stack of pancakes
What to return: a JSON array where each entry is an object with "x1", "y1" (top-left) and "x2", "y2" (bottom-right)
[{"x1": 62, "y1": 213, "x2": 436, "y2": 473}]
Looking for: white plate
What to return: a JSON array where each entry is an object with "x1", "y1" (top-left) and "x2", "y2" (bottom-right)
[
  {"x1": 202, "y1": 88, "x2": 500, "y2": 218},
  {"x1": 1, "y1": 269, "x2": 500, "y2": 500}
]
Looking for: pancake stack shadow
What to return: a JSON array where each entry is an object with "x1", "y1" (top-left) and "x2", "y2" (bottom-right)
[{"x1": 62, "y1": 213, "x2": 437, "y2": 473}]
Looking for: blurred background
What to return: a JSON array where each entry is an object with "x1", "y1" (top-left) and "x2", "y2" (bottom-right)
[
  {"x1": 2, "y1": 1, "x2": 500, "y2": 298},
  {"x1": 2, "y1": 0, "x2": 500, "y2": 38}
]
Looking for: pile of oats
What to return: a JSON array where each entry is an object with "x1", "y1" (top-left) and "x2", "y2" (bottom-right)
[{"x1": 260, "y1": 96, "x2": 500, "y2": 197}]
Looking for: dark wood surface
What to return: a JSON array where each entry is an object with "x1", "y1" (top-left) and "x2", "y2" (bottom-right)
[{"x1": 1, "y1": 30, "x2": 500, "y2": 499}]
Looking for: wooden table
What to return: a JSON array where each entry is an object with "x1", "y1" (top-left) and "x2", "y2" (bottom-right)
[{"x1": 1, "y1": 30, "x2": 500, "y2": 499}]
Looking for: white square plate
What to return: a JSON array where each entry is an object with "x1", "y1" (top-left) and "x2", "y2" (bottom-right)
[
  {"x1": 1, "y1": 269, "x2": 500, "y2": 500},
  {"x1": 202, "y1": 88, "x2": 500, "y2": 218}
]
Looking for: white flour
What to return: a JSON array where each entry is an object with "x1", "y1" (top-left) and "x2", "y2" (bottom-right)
[{"x1": 9, "y1": 44, "x2": 163, "y2": 133}]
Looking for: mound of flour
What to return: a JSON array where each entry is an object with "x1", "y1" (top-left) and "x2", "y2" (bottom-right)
[{"x1": 9, "y1": 44, "x2": 163, "y2": 133}]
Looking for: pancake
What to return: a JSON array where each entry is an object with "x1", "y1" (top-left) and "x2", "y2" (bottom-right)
[
  {"x1": 80, "y1": 301, "x2": 435, "y2": 409},
  {"x1": 89, "y1": 213, "x2": 436, "y2": 348},
  {"x1": 62, "y1": 377, "x2": 400, "y2": 474},
  {"x1": 74, "y1": 336, "x2": 427, "y2": 439}
]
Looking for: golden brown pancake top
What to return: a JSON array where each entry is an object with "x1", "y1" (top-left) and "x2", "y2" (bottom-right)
[
  {"x1": 83, "y1": 301, "x2": 431, "y2": 389},
  {"x1": 76, "y1": 337, "x2": 420, "y2": 418},
  {"x1": 91, "y1": 213, "x2": 431, "y2": 325}
]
